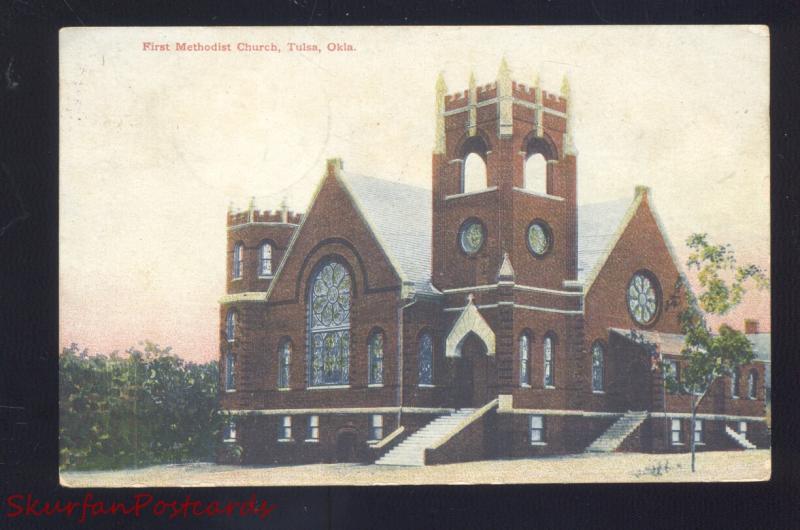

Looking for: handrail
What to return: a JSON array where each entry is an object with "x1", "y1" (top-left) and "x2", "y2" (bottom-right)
[
  {"x1": 369, "y1": 426, "x2": 405, "y2": 450},
  {"x1": 428, "y1": 398, "x2": 499, "y2": 451}
]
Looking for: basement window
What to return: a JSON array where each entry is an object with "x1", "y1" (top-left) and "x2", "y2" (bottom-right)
[
  {"x1": 370, "y1": 414, "x2": 384, "y2": 441},
  {"x1": 278, "y1": 416, "x2": 292, "y2": 441},
  {"x1": 306, "y1": 415, "x2": 319, "y2": 442},
  {"x1": 529, "y1": 415, "x2": 545, "y2": 444},
  {"x1": 670, "y1": 419, "x2": 682, "y2": 445},
  {"x1": 223, "y1": 421, "x2": 237, "y2": 442},
  {"x1": 693, "y1": 419, "x2": 703, "y2": 444}
]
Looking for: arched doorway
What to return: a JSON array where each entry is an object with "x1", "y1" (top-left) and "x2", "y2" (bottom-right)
[
  {"x1": 335, "y1": 429, "x2": 358, "y2": 463},
  {"x1": 454, "y1": 333, "x2": 489, "y2": 408}
]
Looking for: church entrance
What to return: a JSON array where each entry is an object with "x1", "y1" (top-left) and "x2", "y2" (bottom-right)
[
  {"x1": 454, "y1": 333, "x2": 489, "y2": 409},
  {"x1": 335, "y1": 430, "x2": 357, "y2": 463}
]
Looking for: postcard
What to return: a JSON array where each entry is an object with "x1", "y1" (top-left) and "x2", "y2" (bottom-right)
[{"x1": 59, "y1": 26, "x2": 770, "y2": 486}]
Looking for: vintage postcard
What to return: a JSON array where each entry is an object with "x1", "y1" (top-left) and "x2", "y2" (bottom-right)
[{"x1": 59, "y1": 26, "x2": 770, "y2": 486}]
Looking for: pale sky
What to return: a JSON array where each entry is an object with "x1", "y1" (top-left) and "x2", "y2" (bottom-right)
[{"x1": 60, "y1": 26, "x2": 770, "y2": 361}]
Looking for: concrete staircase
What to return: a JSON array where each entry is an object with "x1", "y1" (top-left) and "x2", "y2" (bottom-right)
[
  {"x1": 375, "y1": 409, "x2": 476, "y2": 466},
  {"x1": 725, "y1": 425, "x2": 757, "y2": 449},
  {"x1": 585, "y1": 411, "x2": 648, "y2": 453}
]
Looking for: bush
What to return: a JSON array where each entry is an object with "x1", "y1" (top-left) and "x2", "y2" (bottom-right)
[{"x1": 59, "y1": 342, "x2": 222, "y2": 470}]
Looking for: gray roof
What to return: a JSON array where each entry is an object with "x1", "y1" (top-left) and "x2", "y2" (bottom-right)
[
  {"x1": 610, "y1": 328, "x2": 687, "y2": 355},
  {"x1": 577, "y1": 198, "x2": 632, "y2": 284},
  {"x1": 337, "y1": 171, "x2": 438, "y2": 295},
  {"x1": 336, "y1": 172, "x2": 635, "y2": 295}
]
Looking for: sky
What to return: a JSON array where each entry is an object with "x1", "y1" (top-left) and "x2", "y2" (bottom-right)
[{"x1": 60, "y1": 26, "x2": 770, "y2": 362}]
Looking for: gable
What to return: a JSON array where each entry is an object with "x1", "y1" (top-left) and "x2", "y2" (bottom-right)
[{"x1": 265, "y1": 167, "x2": 403, "y2": 304}]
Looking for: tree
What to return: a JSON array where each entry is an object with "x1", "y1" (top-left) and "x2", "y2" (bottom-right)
[{"x1": 664, "y1": 234, "x2": 768, "y2": 472}]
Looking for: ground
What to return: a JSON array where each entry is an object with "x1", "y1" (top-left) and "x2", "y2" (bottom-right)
[{"x1": 61, "y1": 450, "x2": 770, "y2": 487}]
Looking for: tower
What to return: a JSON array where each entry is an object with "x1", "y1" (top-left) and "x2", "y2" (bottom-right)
[{"x1": 431, "y1": 60, "x2": 578, "y2": 292}]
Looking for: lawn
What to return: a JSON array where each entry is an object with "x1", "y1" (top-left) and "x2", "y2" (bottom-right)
[{"x1": 61, "y1": 449, "x2": 770, "y2": 487}]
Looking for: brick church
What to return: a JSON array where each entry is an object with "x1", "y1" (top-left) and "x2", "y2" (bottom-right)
[{"x1": 218, "y1": 62, "x2": 768, "y2": 466}]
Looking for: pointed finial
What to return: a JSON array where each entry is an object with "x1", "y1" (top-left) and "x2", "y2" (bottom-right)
[
  {"x1": 469, "y1": 71, "x2": 476, "y2": 91},
  {"x1": 498, "y1": 57, "x2": 510, "y2": 77},
  {"x1": 280, "y1": 196, "x2": 288, "y2": 211},
  {"x1": 497, "y1": 251, "x2": 516, "y2": 282},
  {"x1": 436, "y1": 71, "x2": 447, "y2": 95},
  {"x1": 227, "y1": 200, "x2": 234, "y2": 213},
  {"x1": 533, "y1": 72, "x2": 540, "y2": 88},
  {"x1": 248, "y1": 196, "x2": 256, "y2": 212},
  {"x1": 561, "y1": 74, "x2": 570, "y2": 98},
  {"x1": 467, "y1": 293, "x2": 475, "y2": 304}
]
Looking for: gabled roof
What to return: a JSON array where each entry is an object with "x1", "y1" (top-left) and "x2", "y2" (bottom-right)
[
  {"x1": 576, "y1": 198, "x2": 632, "y2": 285},
  {"x1": 609, "y1": 327, "x2": 687, "y2": 355},
  {"x1": 336, "y1": 171, "x2": 439, "y2": 296}
]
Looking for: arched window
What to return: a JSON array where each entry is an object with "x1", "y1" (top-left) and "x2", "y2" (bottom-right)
[
  {"x1": 591, "y1": 341, "x2": 605, "y2": 392},
  {"x1": 524, "y1": 153, "x2": 547, "y2": 193},
  {"x1": 731, "y1": 369, "x2": 740, "y2": 398},
  {"x1": 368, "y1": 329, "x2": 384, "y2": 386},
  {"x1": 418, "y1": 332, "x2": 433, "y2": 385},
  {"x1": 308, "y1": 260, "x2": 351, "y2": 386},
  {"x1": 225, "y1": 351, "x2": 235, "y2": 391},
  {"x1": 232, "y1": 242, "x2": 243, "y2": 279},
  {"x1": 519, "y1": 332, "x2": 530, "y2": 386},
  {"x1": 278, "y1": 339, "x2": 291, "y2": 389},
  {"x1": 543, "y1": 334, "x2": 555, "y2": 387},
  {"x1": 259, "y1": 242, "x2": 273, "y2": 277},
  {"x1": 463, "y1": 153, "x2": 488, "y2": 193},
  {"x1": 225, "y1": 310, "x2": 236, "y2": 342},
  {"x1": 748, "y1": 370, "x2": 758, "y2": 399}
]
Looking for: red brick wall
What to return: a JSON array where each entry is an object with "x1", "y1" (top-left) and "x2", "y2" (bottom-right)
[{"x1": 226, "y1": 222, "x2": 297, "y2": 294}]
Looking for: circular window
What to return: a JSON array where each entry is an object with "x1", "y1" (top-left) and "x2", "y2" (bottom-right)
[
  {"x1": 627, "y1": 271, "x2": 661, "y2": 326},
  {"x1": 526, "y1": 221, "x2": 552, "y2": 257},
  {"x1": 459, "y1": 219, "x2": 485, "y2": 255}
]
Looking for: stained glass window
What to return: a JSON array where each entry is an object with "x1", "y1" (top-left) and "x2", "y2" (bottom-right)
[
  {"x1": 226, "y1": 310, "x2": 236, "y2": 342},
  {"x1": 627, "y1": 272, "x2": 660, "y2": 325},
  {"x1": 368, "y1": 330, "x2": 384, "y2": 385},
  {"x1": 278, "y1": 339, "x2": 291, "y2": 389},
  {"x1": 519, "y1": 333, "x2": 530, "y2": 386},
  {"x1": 527, "y1": 221, "x2": 551, "y2": 256},
  {"x1": 543, "y1": 335, "x2": 554, "y2": 387},
  {"x1": 418, "y1": 333, "x2": 433, "y2": 385},
  {"x1": 308, "y1": 261, "x2": 351, "y2": 386},
  {"x1": 260, "y1": 242, "x2": 273, "y2": 276},
  {"x1": 459, "y1": 219, "x2": 484, "y2": 255},
  {"x1": 225, "y1": 351, "x2": 235, "y2": 391},
  {"x1": 591, "y1": 341, "x2": 604, "y2": 392},
  {"x1": 233, "y1": 242, "x2": 243, "y2": 279}
]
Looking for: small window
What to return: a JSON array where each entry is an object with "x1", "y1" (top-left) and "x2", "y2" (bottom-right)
[
  {"x1": 748, "y1": 370, "x2": 758, "y2": 399},
  {"x1": 530, "y1": 415, "x2": 544, "y2": 443},
  {"x1": 671, "y1": 419, "x2": 681, "y2": 445},
  {"x1": 694, "y1": 419, "x2": 703, "y2": 443},
  {"x1": 368, "y1": 330, "x2": 384, "y2": 386},
  {"x1": 591, "y1": 341, "x2": 604, "y2": 392},
  {"x1": 307, "y1": 415, "x2": 319, "y2": 441},
  {"x1": 418, "y1": 332, "x2": 433, "y2": 386},
  {"x1": 370, "y1": 414, "x2": 384, "y2": 441},
  {"x1": 664, "y1": 360, "x2": 679, "y2": 393},
  {"x1": 462, "y1": 152, "x2": 487, "y2": 193},
  {"x1": 223, "y1": 420, "x2": 237, "y2": 441},
  {"x1": 259, "y1": 242, "x2": 273, "y2": 277},
  {"x1": 524, "y1": 153, "x2": 547, "y2": 194},
  {"x1": 278, "y1": 339, "x2": 291, "y2": 389},
  {"x1": 543, "y1": 335, "x2": 555, "y2": 387},
  {"x1": 731, "y1": 369, "x2": 740, "y2": 398},
  {"x1": 225, "y1": 352, "x2": 236, "y2": 391},
  {"x1": 519, "y1": 333, "x2": 530, "y2": 386},
  {"x1": 279, "y1": 416, "x2": 292, "y2": 440},
  {"x1": 233, "y1": 242, "x2": 243, "y2": 279},
  {"x1": 225, "y1": 310, "x2": 236, "y2": 342},
  {"x1": 738, "y1": 421, "x2": 748, "y2": 435}
]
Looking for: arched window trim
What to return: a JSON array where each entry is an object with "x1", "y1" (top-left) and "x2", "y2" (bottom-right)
[
  {"x1": 278, "y1": 338, "x2": 292, "y2": 389},
  {"x1": 307, "y1": 258, "x2": 352, "y2": 387},
  {"x1": 225, "y1": 351, "x2": 236, "y2": 392},
  {"x1": 418, "y1": 330, "x2": 434, "y2": 387},
  {"x1": 232, "y1": 242, "x2": 244, "y2": 280},
  {"x1": 519, "y1": 331, "x2": 531, "y2": 387},
  {"x1": 543, "y1": 333, "x2": 556, "y2": 388},
  {"x1": 368, "y1": 328, "x2": 385, "y2": 387},
  {"x1": 459, "y1": 135, "x2": 490, "y2": 194},
  {"x1": 225, "y1": 309, "x2": 237, "y2": 343},
  {"x1": 591, "y1": 340, "x2": 605, "y2": 393},
  {"x1": 259, "y1": 241, "x2": 274, "y2": 277}
]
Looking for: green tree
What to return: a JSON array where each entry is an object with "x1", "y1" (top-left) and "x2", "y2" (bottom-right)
[{"x1": 666, "y1": 234, "x2": 768, "y2": 472}]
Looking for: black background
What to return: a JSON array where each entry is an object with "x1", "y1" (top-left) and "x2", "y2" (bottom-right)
[{"x1": 1, "y1": 1, "x2": 799, "y2": 528}]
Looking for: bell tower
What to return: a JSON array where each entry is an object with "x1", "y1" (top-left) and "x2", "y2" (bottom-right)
[{"x1": 431, "y1": 60, "x2": 578, "y2": 293}]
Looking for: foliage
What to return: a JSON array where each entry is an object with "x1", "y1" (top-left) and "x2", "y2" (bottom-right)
[{"x1": 59, "y1": 341, "x2": 222, "y2": 470}]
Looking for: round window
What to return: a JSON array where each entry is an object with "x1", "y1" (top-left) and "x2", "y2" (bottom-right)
[
  {"x1": 459, "y1": 219, "x2": 484, "y2": 255},
  {"x1": 627, "y1": 271, "x2": 661, "y2": 326},
  {"x1": 526, "y1": 221, "x2": 552, "y2": 257}
]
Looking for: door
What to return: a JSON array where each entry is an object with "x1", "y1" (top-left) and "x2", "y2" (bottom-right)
[
  {"x1": 457, "y1": 333, "x2": 489, "y2": 408},
  {"x1": 335, "y1": 430, "x2": 357, "y2": 462}
]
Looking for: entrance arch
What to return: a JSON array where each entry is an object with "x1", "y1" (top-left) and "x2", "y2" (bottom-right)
[{"x1": 454, "y1": 333, "x2": 489, "y2": 408}]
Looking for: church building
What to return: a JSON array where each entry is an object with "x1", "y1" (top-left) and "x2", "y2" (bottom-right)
[{"x1": 218, "y1": 62, "x2": 768, "y2": 466}]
